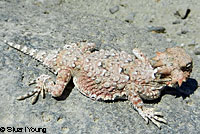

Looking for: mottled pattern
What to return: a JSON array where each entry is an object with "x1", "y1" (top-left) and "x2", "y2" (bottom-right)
[{"x1": 5, "y1": 40, "x2": 192, "y2": 128}]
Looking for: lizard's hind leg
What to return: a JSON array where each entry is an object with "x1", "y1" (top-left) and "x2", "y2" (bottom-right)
[
  {"x1": 17, "y1": 69, "x2": 72, "y2": 104},
  {"x1": 17, "y1": 74, "x2": 52, "y2": 104}
]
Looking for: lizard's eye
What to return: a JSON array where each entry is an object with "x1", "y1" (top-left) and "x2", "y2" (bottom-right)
[{"x1": 181, "y1": 62, "x2": 192, "y2": 72}]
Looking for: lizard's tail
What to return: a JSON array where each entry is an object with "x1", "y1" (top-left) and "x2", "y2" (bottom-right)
[{"x1": 5, "y1": 40, "x2": 58, "y2": 72}]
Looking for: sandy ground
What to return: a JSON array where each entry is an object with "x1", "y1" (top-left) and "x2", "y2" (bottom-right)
[{"x1": 0, "y1": 0, "x2": 200, "y2": 133}]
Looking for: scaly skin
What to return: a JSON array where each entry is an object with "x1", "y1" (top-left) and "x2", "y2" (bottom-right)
[
  {"x1": 151, "y1": 47, "x2": 192, "y2": 86},
  {"x1": 5, "y1": 40, "x2": 192, "y2": 128}
]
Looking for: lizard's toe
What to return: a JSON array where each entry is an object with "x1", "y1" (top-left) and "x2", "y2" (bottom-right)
[
  {"x1": 139, "y1": 108, "x2": 167, "y2": 128},
  {"x1": 17, "y1": 74, "x2": 51, "y2": 104}
]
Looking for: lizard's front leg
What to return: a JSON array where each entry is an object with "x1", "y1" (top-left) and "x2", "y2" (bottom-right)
[
  {"x1": 127, "y1": 86, "x2": 167, "y2": 128},
  {"x1": 17, "y1": 69, "x2": 72, "y2": 104}
]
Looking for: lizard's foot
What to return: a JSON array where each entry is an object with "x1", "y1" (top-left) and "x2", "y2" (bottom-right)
[
  {"x1": 138, "y1": 108, "x2": 167, "y2": 128},
  {"x1": 17, "y1": 74, "x2": 51, "y2": 104}
]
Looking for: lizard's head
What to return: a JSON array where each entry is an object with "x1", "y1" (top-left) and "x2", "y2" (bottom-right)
[{"x1": 151, "y1": 47, "x2": 193, "y2": 87}]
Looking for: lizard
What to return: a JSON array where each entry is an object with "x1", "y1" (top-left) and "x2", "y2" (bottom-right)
[{"x1": 4, "y1": 40, "x2": 193, "y2": 128}]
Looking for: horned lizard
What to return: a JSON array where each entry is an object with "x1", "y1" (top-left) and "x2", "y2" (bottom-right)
[{"x1": 5, "y1": 40, "x2": 192, "y2": 128}]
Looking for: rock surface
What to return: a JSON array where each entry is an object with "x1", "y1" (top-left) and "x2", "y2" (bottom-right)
[{"x1": 0, "y1": 0, "x2": 199, "y2": 133}]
